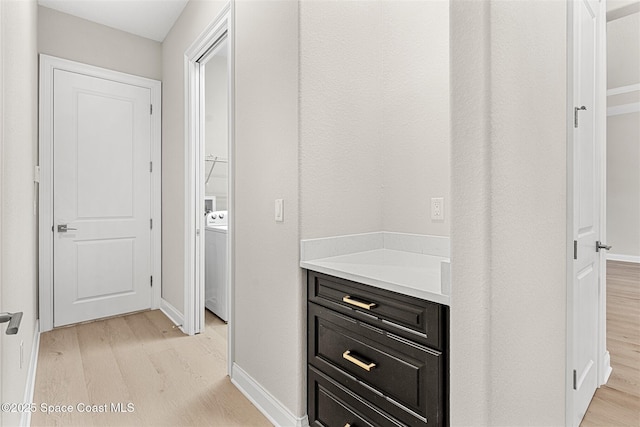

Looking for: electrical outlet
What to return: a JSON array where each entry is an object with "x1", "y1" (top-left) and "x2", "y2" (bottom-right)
[{"x1": 431, "y1": 197, "x2": 444, "y2": 220}]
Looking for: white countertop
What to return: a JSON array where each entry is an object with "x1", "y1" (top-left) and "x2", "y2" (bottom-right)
[{"x1": 300, "y1": 232, "x2": 450, "y2": 305}]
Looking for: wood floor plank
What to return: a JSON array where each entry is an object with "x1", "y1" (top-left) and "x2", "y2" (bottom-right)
[
  {"x1": 583, "y1": 261, "x2": 640, "y2": 426},
  {"x1": 204, "y1": 310, "x2": 228, "y2": 343},
  {"x1": 75, "y1": 320, "x2": 145, "y2": 427},
  {"x1": 606, "y1": 367, "x2": 640, "y2": 400},
  {"x1": 31, "y1": 327, "x2": 94, "y2": 427},
  {"x1": 122, "y1": 311, "x2": 183, "y2": 356},
  {"x1": 100, "y1": 316, "x2": 174, "y2": 426},
  {"x1": 32, "y1": 310, "x2": 271, "y2": 426},
  {"x1": 582, "y1": 386, "x2": 640, "y2": 427}
]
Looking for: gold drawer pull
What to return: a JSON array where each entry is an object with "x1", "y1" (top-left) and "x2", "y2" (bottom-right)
[
  {"x1": 342, "y1": 295, "x2": 376, "y2": 310},
  {"x1": 342, "y1": 350, "x2": 376, "y2": 372}
]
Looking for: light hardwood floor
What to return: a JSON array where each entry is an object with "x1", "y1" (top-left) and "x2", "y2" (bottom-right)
[
  {"x1": 582, "y1": 260, "x2": 640, "y2": 427},
  {"x1": 31, "y1": 310, "x2": 271, "y2": 427},
  {"x1": 30, "y1": 261, "x2": 638, "y2": 426}
]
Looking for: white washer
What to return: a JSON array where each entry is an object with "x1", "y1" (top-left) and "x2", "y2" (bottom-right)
[{"x1": 205, "y1": 210, "x2": 228, "y2": 321}]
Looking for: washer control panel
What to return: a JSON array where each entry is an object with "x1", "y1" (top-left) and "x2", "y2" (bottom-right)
[{"x1": 206, "y1": 210, "x2": 228, "y2": 227}]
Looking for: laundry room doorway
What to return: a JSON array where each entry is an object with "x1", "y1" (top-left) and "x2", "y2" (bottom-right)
[
  {"x1": 202, "y1": 37, "x2": 229, "y2": 324},
  {"x1": 184, "y1": 4, "x2": 234, "y2": 375}
]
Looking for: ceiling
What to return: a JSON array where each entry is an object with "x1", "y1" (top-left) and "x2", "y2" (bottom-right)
[{"x1": 38, "y1": 0, "x2": 189, "y2": 42}]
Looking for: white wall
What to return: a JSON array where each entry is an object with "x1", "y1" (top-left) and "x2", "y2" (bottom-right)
[
  {"x1": 449, "y1": 1, "x2": 491, "y2": 422},
  {"x1": 488, "y1": 2, "x2": 567, "y2": 423},
  {"x1": 607, "y1": 113, "x2": 640, "y2": 258},
  {"x1": 300, "y1": 1, "x2": 384, "y2": 239},
  {"x1": 38, "y1": 5, "x2": 162, "y2": 81},
  {"x1": 0, "y1": 1, "x2": 39, "y2": 426},
  {"x1": 163, "y1": 2, "x2": 571, "y2": 424},
  {"x1": 162, "y1": 0, "x2": 304, "y2": 418},
  {"x1": 299, "y1": 0, "x2": 450, "y2": 239},
  {"x1": 606, "y1": 12, "x2": 640, "y2": 259},
  {"x1": 450, "y1": 1, "x2": 567, "y2": 425},
  {"x1": 161, "y1": 0, "x2": 227, "y2": 311},
  {"x1": 233, "y1": 0, "x2": 302, "y2": 416},
  {"x1": 607, "y1": 11, "x2": 639, "y2": 87},
  {"x1": 381, "y1": 0, "x2": 450, "y2": 236},
  {"x1": 204, "y1": 52, "x2": 229, "y2": 209},
  {"x1": 607, "y1": 0, "x2": 640, "y2": 12}
]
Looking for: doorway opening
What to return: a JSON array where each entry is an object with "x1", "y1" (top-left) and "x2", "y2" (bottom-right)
[
  {"x1": 202, "y1": 38, "x2": 229, "y2": 326},
  {"x1": 184, "y1": 4, "x2": 234, "y2": 374}
]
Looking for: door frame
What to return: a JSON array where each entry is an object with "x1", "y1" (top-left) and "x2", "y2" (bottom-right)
[
  {"x1": 38, "y1": 55, "x2": 162, "y2": 332},
  {"x1": 183, "y1": 2, "x2": 234, "y2": 374},
  {"x1": 565, "y1": 1, "x2": 610, "y2": 425}
]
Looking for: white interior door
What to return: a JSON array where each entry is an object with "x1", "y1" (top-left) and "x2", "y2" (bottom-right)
[
  {"x1": 0, "y1": 279, "x2": 3, "y2": 427},
  {"x1": 53, "y1": 69, "x2": 152, "y2": 327},
  {"x1": 572, "y1": 0, "x2": 601, "y2": 424}
]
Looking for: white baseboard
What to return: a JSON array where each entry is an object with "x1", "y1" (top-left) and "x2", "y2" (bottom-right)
[
  {"x1": 20, "y1": 320, "x2": 40, "y2": 427},
  {"x1": 160, "y1": 298, "x2": 185, "y2": 332},
  {"x1": 602, "y1": 350, "x2": 613, "y2": 385},
  {"x1": 231, "y1": 363, "x2": 309, "y2": 427},
  {"x1": 607, "y1": 253, "x2": 640, "y2": 264}
]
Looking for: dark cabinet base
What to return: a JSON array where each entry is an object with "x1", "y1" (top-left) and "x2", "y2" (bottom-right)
[
  {"x1": 309, "y1": 366, "x2": 406, "y2": 427},
  {"x1": 307, "y1": 271, "x2": 449, "y2": 427}
]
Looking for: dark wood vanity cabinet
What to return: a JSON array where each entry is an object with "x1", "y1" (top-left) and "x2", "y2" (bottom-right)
[{"x1": 307, "y1": 271, "x2": 449, "y2": 427}]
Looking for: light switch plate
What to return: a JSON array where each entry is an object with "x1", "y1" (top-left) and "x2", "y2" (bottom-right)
[
  {"x1": 431, "y1": 197, "x2": 444, "y2": 220},
  {"x1": 275, "y1": 199, "x2": 284, "y2": 222}
]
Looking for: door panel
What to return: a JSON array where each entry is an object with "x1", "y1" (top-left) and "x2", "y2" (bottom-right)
[
  {"x1": 76, "y1": 238, "x2": 135, "y2": 299},
  {"x1": 53, "y1": 69, "x2": 152, "y2": 327},
  {"x1": 76, "y1": 93, "x2": 135, "y2": 218},
  {"x1": 572, "y1": 0, "x2": 600, "y2": 424}
]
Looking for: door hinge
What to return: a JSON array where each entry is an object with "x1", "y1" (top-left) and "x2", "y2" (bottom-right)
[
  {"x1": 574, "y1": 105, "x2": 586, "y2": 128},
  {"x1": 573, "y1": 240, "x2": 578, "y2": 260},
  {"x1": 573, "y1": 369, "x2": 577, "y2": 390},
  {"x1": 150, "y1": 104, "x2": 153, "y2": 115},
  {"x1": 150, "y1": 161, "x2": 153, "y2": 172},
  {"x1": 150, "y1": 218, "x2": 153, "y2": 229},
  {"x1": 150, "y1": 276, "x2": 153, "y2": 287}
]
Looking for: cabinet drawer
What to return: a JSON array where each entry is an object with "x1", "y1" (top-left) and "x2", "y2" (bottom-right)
[
  {"x1": 309, "y1": 366, "x2": 407, "y2": 427},
  {"x1": 309, "y1": 303, "x2": 444, "y2": 426},
  {"x1": 308, "y1": 271, "x2": 443, "y2": 350}
]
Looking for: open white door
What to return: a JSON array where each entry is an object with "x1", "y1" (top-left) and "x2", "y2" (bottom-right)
[
  {"x1": 52, "y1": 69, "x2": 153, "y2": 327},
  {"x1": 570, "y1": 0, "x2": 607, "y2": 424}
]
